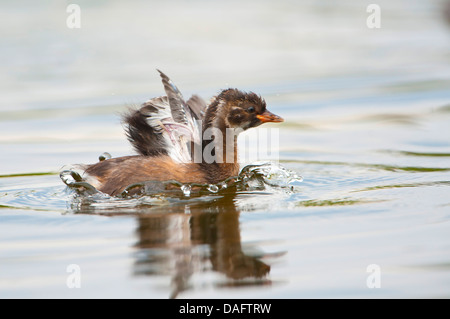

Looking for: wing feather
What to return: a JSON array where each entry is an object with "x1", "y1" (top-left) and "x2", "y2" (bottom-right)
[{"x1": 123, "y1": 70, "x2": 207, "y2": 163}]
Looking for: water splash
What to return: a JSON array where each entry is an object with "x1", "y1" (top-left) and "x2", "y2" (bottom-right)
[
  {"x1": 60, "y1": 169, "x2": 80, "y2": 185},
  {"x1": 60, "y1": 169, "x2": 98, "y2": 195},
  {"x1": 240, "y1": 162, "x2": 303, "y2": 190},
  {"x1": 207, "y1": 184, "x2": 219, "y2": 193},
  {"x1": 181, "y1": 184, "x2": 192, "y2": 197},
  {"x1": 61, "y1": 161, "x2": 303, "y2": 211}
]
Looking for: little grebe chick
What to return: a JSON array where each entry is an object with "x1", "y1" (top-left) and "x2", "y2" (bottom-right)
[{"x1": 66, "y1": 70, "x2": 283, "y2": 196}]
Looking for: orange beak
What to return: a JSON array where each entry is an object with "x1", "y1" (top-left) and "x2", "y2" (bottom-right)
[{"x1": 256, "y1": 110, "x2": 284, "y2": 123}]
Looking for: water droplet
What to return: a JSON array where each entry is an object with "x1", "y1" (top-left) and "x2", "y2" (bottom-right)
[
  {"x1": 181, "y1": 184, "x2": 191, "y2": 197},
  {"x1": 99, "y1": 152, "x2": 112, "y2": 161},
  {"x1": 207, "y1": 184, "x2": 219, "y2": 193}
]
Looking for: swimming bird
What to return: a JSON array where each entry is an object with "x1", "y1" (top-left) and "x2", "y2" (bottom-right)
[{"x1": 63, "y1": 70, "x2": 283, "y2": 196}]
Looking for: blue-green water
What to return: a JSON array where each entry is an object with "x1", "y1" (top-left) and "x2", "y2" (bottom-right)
[{"x1": 1, "y1": 0, "x2": 450, "y2": 298}]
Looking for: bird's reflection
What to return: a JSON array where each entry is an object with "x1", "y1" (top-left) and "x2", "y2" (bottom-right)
[{"x1": 133, "y1": 193, "x2": 271, "y2": 298}]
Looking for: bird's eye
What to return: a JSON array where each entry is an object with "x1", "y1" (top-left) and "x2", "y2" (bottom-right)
[{"x1": 247, "y1": 106, "x2": 255, "y2": 113}]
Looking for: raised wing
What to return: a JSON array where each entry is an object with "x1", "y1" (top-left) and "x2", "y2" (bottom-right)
[{"x1": 123, "y1": 70, "x2": 207, "y2": 163}]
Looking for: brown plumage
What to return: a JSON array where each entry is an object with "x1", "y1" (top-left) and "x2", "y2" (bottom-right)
[{"x1": 66, "y1": 70, "x2": 283, "y2": 196}]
